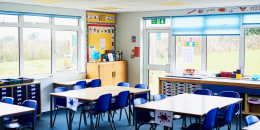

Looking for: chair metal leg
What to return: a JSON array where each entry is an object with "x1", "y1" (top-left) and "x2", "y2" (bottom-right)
[
  {"x1": 119, "y1": 108, "x2": 122, "y2": 121},
  {"x1": 79, "y1": 111, "x2": 84, "y2": 130},
  {"x1": 52, "y1": 108, "x2": 59, "y2": 127},
  {"x1": 124, "y1": 108, "x2": 130, "y2": 125}
]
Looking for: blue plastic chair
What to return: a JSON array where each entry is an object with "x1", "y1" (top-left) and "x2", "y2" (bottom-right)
[
  {"x1": 73, "y1": 85, "x2": 87, "y2": 90},
  {"x1": 183, "y1": 107, "x2": 219, "y2": 130},
  {"x1": 52, "y1": 87, "x2": 71, "y2": 127},
  {"x1": 153, "y1": 94, "x2": 166, "y2": 101},
  {"x1": 4, "y1": 100, "x2": 37, "y2": 129},
  {"x1": 194, "y1": 89, "x2": 212, "y2": 95},
  {"x1": 88, "y1": 79, "x2": 101, "y2": 88},
  {"x1": 75, "y1": 80, "x2": 87, "y2": 87},
  {"x1": 79, "y1": 93, "x2": 114, "y2": 129},
  {"x1": 1, "y1": 97, "x2": 14, "y2": 122},
  {"x1": 117, "y1": 82, "x2": 130, "y2": 87},
  {"x1": 245, "y1": 115, "x2": 259, "y2": 126},
  {"x1": 134, "y1": 84, "x2": 149, "y2": 100},
  {"x1": 219, "y1": 91, "x2": 240, "y2": 130},
  {"x1": 134, "y1": 98, "x2": 156, "y2": 130},
  {"x1": 110, "y1": 91, "x2": 130, "y2": 125},
  {"x1": 215, "y1": 103, "x2": 236, "y2": 130}
]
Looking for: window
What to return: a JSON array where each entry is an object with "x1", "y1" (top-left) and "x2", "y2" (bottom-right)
[
  {"x1": 148, "y1": 32, "x2": 168, "y2": 65},
  {"x1": 54, "y1": 18, "x2": 78, "y2": 26},
  {"x1": 176, "y1": 36, "x2": 202, "y2": 71},
  {"x1": 0, "y1": 27, "x2": 19, "y2": 78},
  {"x1": 55, "y1": 31, "x2": 77, "y2": 72},
  {"x1": 244, "y1": 28, "x2": 260, "y2": 75},
  {"x1": 207, "y1": 36, "x2": 239, "y2": 73},
  {"x1": 23, "y1": 28, "x2": 51, "y2": 75},
  {"x1": 0, "y1": 14, "x2": 18, "y2": 23},
  {"x1": 0, "y1": 11, "x2": 81, "y2": 78},
  {"x1": 24, "y1": 16, "x2": 49, "y2": 23}
]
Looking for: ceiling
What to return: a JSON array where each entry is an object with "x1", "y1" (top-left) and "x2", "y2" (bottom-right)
[{"x1": 0, "y1": 0, "x2": 260, "y2": 13}]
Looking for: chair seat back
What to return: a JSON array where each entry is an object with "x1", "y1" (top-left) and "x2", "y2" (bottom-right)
[
  {"x1": 89, "y1": 79, "x2": 101, "y2": 88},
  {"x1": 245, "y1": 115, "x2": 259, "y2": 126},
  {"x1": 18, "y1": 100, "x2": 37, "y2": 125},
  {"x1": 93, "y1": 93, "x2": 112, "y2": 114}
]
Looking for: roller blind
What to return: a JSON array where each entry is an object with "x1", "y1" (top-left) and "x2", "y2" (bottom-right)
[{"x1": 172, "y1": 14, "x2": 240, "y2": 35}]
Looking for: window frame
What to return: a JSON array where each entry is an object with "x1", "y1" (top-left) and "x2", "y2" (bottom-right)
[{"x1": 0, "y1": 13, "x2": 81, "y2": 78}]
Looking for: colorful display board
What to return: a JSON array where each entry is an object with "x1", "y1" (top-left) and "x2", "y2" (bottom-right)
[
  {"x1": 86, "y1": 11, "x2": 116, "y2": 62},
  {"x1": 87, "y1": 11, "x2": 116, "y2": 24}
]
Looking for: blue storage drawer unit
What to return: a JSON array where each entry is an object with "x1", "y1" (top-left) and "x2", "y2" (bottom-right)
[
  {"x1": 13, "y1": 85, "x2": 26, "y2": 105},
  {"x1": 27, "y1": 84, "x2": 41, "y2": 115},
  {"x1": 202, "y1": 84, "x2": 246, "y2": 95},
  {"x1": 247, "y1": 88, "x2": 260, "y2": 96},
  {"x1": 0, "y1": 87, "x2": 12, "y2": 100}
]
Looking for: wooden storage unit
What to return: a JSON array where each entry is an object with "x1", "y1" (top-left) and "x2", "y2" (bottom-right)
[
  {"x1": 86, "y1": 61, "x2": 127, "y2": 86},
  {"x1": 158, "y1": 76, "x2": 260, "y2": 116},
  {"x1": 0, "y1": 82, "x2": 41, "y2": 117}
]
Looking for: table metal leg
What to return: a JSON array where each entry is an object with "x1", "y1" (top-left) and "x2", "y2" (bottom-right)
[
  {"x1": 32, "y1": 111, "x2": 35, "y2": 130},
  {"x1": 90, "y1": 101, "x2": 94, "y2": 130},
  {"x1": 128, "y1": 94, "x2": 131, "y2": 125},
  {"x1": 50, "y1": 95, "x2": 53, "y2": 128},
  {"x1": 133, "y1": 94, "x2": 136, "y2": 126},
  {"x1": 239, "y1": 102, "x2": 242, "y2": 130},
  {"x1": 0, "y1": 117, "x2": 3, "y2": 130},
  {"x1": 134, "y1": 107, "x2": 137, "y2": 130},
  {"x1": 148, "y1": 91, "x2": 151, "y2": 101},
  {"x1": 68, "y1": 110, "x2": 73, "y2": 130},
  {"x1": 199, "y1": 116, "x2": 201, "y2": 130}
]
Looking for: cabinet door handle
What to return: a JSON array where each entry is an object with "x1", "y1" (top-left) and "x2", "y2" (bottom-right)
[{"x1": 114, "y1": 71, "x2": 116, "y2": 77}]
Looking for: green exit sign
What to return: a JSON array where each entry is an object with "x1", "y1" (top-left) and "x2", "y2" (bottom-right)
[{"x1": 151, "y1": 19, "x2": 165, "y2": 24}]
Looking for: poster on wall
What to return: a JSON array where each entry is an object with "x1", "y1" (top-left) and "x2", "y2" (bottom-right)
[
  {"x1": 93, "y1": 27, "x2": 96, "y2": 33},
  {"x1": 182, "y1": 47, "x2": 194, "y2": 64},
  {"x1": 100, "y1": 39, "x2": 106, "y2": 50},
  {"x1": 89, "y1": 46, "x2": 95, "y2": 59},
  {"x1": 89, "y1": 26, "x2": 92, "y2": 33}
]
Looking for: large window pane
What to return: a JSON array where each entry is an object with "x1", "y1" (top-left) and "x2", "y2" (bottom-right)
[
  {"x1": 207, "y1": 36, "x2": 239, "y2": 73},
  {"x1": 0, "y1": 14, "x2": 18, "y2": 23},
  {"x1": 24, "y1": 16, "x2": 49, "y2": 23},
  {"x1": 149, "y1": 32, "x2": 168, "y2": 64},
  {"x1": 245, "y1": 28, "x2": 260, "y2": 75},
  {"x1": 56, "y1": 31, "x2": 77, "y2": 72},
  {"x1": 176, "y1": 36, "x2": 202, "y2": 72},
  {"x1": 54, "y1": 18, "x2": 78, "y2": 26},
  {"x1": 0, "y1": 27, "x2": 19, "y2": 78},
  {"x1": 23, "y1": 28, "x2": 51, "y2": 75}
]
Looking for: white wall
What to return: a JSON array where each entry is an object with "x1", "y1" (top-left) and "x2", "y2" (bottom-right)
[
  {"x1": 116, "y1": 9, "x2": 194, "y2": 86},
  {"x1": 0, "y1": 2, "x2": 87, "y2": 112}
]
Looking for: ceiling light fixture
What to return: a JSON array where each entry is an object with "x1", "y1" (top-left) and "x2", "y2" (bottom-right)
[{"x1": 157, "y1": 2, "x2": 187, "y2": 6}]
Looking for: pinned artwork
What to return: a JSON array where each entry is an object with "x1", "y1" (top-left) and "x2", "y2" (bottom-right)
[
  {"x1": 67, "y1": 97, "x2": 79, "y2": 111},
  {"x1": 155, "y1": 110, "x2": 173, "y2": 127}
]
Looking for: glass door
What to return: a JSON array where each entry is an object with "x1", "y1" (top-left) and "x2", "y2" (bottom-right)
[
  {"x1": 243, "y1": 26, "x2": 260, "y2": 75},
  {"x1": 144, "y1": 30, "x2": 171, "y2": 95}
]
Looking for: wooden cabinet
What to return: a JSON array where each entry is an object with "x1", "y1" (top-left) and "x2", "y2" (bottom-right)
[{"x1": 86, "y1": 61, "x2": 127, "y2": 86}]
